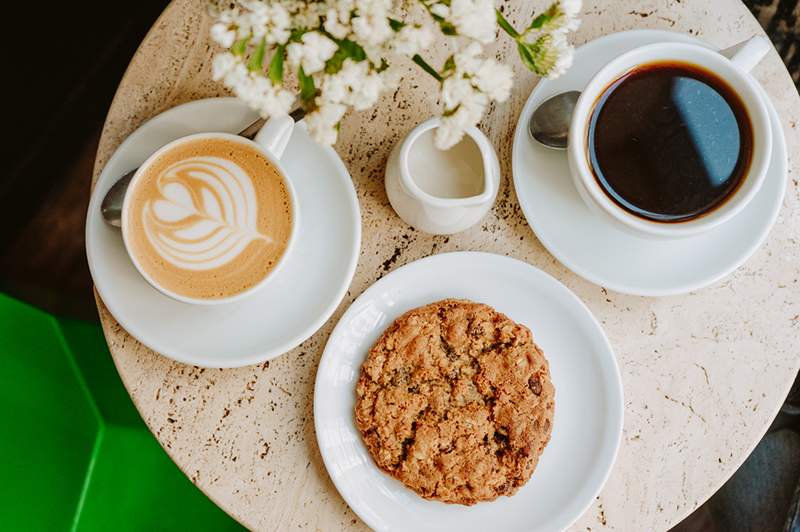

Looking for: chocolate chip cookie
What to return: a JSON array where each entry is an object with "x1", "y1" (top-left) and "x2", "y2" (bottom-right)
[{"x1": 354, "y1": 299, "x2": 555, "y2": 505}]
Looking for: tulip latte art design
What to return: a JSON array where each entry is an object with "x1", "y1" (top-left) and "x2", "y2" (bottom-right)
[
  {"x1": 143, "y1": 157, "x2": 271, "y2": 270},
  {"x1": 125, "y1": 137, "x2": 293, "y2": 300}
]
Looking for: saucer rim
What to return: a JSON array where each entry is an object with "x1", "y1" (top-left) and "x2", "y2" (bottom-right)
[{"x1": 512, "y1": 29, "x2": 788, "y2": 297}]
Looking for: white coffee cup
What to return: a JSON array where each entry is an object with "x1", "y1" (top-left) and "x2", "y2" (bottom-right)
[
  {"x1": 567, "y1": 36, "x2": 773, "y2": 239},
  {"x1": 120, "y1": 115, "x2": 299, "y2": 305}
]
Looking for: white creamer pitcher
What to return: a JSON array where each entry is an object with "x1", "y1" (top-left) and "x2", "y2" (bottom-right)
[{"x1": 385, "y1": 118, "x2": 501, "y2": 235}]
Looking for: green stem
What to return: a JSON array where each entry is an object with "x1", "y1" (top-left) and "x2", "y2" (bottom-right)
[
  {"x1": 298, "y1": 66, "x2": 317, "y2": 104},
  {"x1": 231, "y1": 37, "x2": 249, "y2": 56},
  {"x1": 412, "y1": 54, "x2": 443, "y2": 82},
  {"x1": 247, "y1": 38, "x2": 266, "y2": 71},
  {"x1": 388, "y1": 17, "x2": 404, "y2": 31},
  {"x1": 496, "y1": 9, "x2": 521, "y2": 40},
  {"x1": 268, "y1": 44, "x2": 285, "y2": 84}
]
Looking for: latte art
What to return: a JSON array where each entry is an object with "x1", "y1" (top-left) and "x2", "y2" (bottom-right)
[
  {"x1": 143, "y1": 157, "x2": 272, "y2": 270},
  {"x1": 124, "y1": 137, "x2": 294, "y2": 300}
]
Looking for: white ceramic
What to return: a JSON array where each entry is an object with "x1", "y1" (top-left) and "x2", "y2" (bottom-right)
[
  {"x1": 120, "y1": 116, "x2": 299, "y2": 305},
  {"x1": 568, "y1": 35, "x2": 772, "y2": 239},
  {"x1": 513, "y1": 30, "x2": 788, "y2": 296},
  {"x1": 385, "y1": 118, "x2": 500, "y2": 234},
  {"x1": 86, "y1": 98, "x2": 361, "y2": 367},
  {"x1": 315, "y1": 252, "x2": 623, "y2": 532}
]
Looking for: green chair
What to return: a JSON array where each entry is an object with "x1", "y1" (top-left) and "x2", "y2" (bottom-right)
[{"x1": 0, "y1": 294, "x2": 243, "y2": 531}]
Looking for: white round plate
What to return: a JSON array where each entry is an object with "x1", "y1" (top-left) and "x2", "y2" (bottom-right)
[
  {"x1": 513, "y1": 30, "x2": 788, "y2": 296},
  {"x1": 86, "y1": 98, "x2": 361, "y2": 367},
  {"x1": 315, "y1": 252, "x2": 623, "y2": 532}
]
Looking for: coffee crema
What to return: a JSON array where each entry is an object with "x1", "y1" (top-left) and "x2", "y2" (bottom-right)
[
  {"x1": 125, "y1": 137, "x2": 292, "y2": 300},
  {"x1": 588, "y1": 61, "x2": 753, "y2": 223}
]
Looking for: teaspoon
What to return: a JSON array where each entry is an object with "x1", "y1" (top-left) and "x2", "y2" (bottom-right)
[{"x1": 527, "y1": 90, "x2": 581, "y2": 150}]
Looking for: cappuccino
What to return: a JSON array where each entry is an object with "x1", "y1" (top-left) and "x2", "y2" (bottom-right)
[{"x1": 124, "y1": 136, "x2": 293, "y2": 300}]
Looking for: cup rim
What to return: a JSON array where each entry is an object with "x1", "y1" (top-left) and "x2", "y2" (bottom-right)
[
  {"x1": 121, "y1": 131, "x2": 300, "y2": 306},
  {"x1": 398, "y1": 117, "x2": 496, "y2": 207},
  {"x1": 567, "y1": 41, "x2": 773, "y2": 238}
]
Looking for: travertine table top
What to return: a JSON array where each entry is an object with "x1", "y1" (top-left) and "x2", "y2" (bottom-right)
[{"x1": 92, "y1": 0, "x2": 800, "y2": 530}]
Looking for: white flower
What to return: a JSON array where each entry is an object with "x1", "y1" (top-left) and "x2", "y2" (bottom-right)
[
  {"x1": 325, "y1": 0, "x2": 355, "y2": 23},
  {"x1": 473, "y1": 59, "x2": 513, "y2": 101},
  {"x1": 355, "y1": 75, "x2": 385, "y2": 109},
  {"x1": 435, "y1": 37, "x2": 513, "y2": 149},
  {"x1": 441, "y1": 75, "x2": 474, "y2": 109},
  {"x1": 559, "y1": 0, "x2": 582, "y2": 18},
  {"x1": 368, "y1": 45, "x2": 388, "y2": 66},
  {"x1": 429, "y1": 3, "x2": 450, "y2": 18},
  {"x1": 351, "y1": 0, "x2": 394, "y2": 47},
  {"x1": 323, "y1": 7, "x2": 350, "y2": 39},
  {"x1": 528, "y1": 30, "x2": 574, "y2": 78},
  {"x1": 210, "y1": 1, "x2": 291, "y2": 47},
  {"x1": 212, "y1": 52, "x2": 239, "y2": 80},
  {"x1": 436, "y1": 74, "x2": 489, "y2": 149},
  {"x1": 261, "y1": 3, "x2": 292, "y2": 44},
  {"x1": 380, "y1": 65, "x2": 402, "y2": 89},
  {"x1": 435, "y1": 90, "x2": 487, "y2": 149},
  {"x1": 211, "y1": 22, "x2": 237, "y2": 48},
  {"x1": 435, "y1": 121, "x2": 461, "y2": 150},
  {"x1": 448, "y1": 0, "x2": 496, "y2": 44},
  {"x1": 305, "y1": 100, "x2": 347, "y2": 145},
  {"x1": 239, "y1": 2, "x2": 270, "y2": 39},
  {"x1": 212, "y1": 51, "x2": 293, "y2": 118},
  {"x1": 287, "y1": 32, "x2": 338, "y2": 74},
  {"x1": 437, "y1": 39, "x2": 513, "y2": 149},
  {"x1": 251, "y1": 76, "x2": 295, "y2": 116},
  {"x1": 549, "y1": 0, "x2": 581, "y2": 32},
  {"x1": 223, "y1": 61, "x2": 250, "y2": 89},
  {"x1": 321, "y1": 59, "x2": 385, "y2": 110},
  {"x1": 352, "y1": 14, "x2": 393, "y2": 47},
  {"x1": 392, "y1": 24, "x2": 435, "y2": 57},
  {"x1": 446, "y1": 42, "x2": 512, "y2": 102},
  {"x1": 287, "y1": 0, "x2": 325, "y2": 28},
  {"x1": 532, "y1": 0, "x2": 581, "y2": 34},
  {"x1": 211, "y1": 6, "x2": 243, "y2": 44},
  {"x1": 548, "y1": 43, "x2": 575, "y2": 78},
  {"x1": 453, "y1": 41, "x2": 484, "y2": 74}
]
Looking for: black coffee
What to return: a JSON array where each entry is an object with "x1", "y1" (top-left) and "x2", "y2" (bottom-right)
[{"x1": 588, "y1": 61, "x2": 753, "y2": 222}]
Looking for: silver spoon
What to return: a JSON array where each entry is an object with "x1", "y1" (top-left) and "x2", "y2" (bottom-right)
[
  {"x1": 528, "y1": 90, "x2": 581, "y2": 150},
  {"x1": 100, "y1": 107, "x2": 306, "y2": 227}
]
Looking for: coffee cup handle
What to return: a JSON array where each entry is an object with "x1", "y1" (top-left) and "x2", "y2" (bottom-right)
[
  {"x1": 253, "y1": 114, "x2": 295, "y2": 159},
  {"x1": 720, "y1": 34, "x2": 771, "y2": 73}
]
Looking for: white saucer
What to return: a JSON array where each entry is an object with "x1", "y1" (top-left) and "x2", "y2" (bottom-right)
[
  {"x1": 314, "y1": 252, "x2": 623, "y2": 532},
  {"x1": 86, "y1": 98, "x2": 361, "y2": 367},
  {"x1": 512, "y1": 30, "x2": 788, "y2": 296}
]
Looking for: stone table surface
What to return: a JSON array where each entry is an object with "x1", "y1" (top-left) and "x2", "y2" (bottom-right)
[{"x1": 92, "y1": 0, "x2": 800, "y2": 530}]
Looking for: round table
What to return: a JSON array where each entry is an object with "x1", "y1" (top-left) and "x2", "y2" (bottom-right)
[{"x1": 92, "y1": 0, "x2": 800, "y2": 530}]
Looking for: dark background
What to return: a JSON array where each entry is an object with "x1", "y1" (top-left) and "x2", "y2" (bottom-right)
[
  {"x1": 1, "y1": 1, "x2": 169, "y2": 318},
  {"x1": 1, "y1": 1, "x2": 798, "y2": 530}
]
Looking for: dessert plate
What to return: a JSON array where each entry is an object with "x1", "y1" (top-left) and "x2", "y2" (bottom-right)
[
  {"x1": 315, "y1": 252, "x2": 623, "y2": 532},
  {"x1": 512, "y1": 30, "x2": 788, "y2": 296},
  {"x1": 86, "y1": 98, "x2": 360, "y2": 367}
]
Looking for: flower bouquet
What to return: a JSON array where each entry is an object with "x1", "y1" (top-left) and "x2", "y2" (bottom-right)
[{"x1": 209, "y1": 0, "x2": 580, "y2": 149}]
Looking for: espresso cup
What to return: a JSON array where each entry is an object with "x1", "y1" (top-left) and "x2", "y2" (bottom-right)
[
  {"x1": 567, "y1": 36, "x2": 773, "y2": 239},
  {"x1": 120, "y1": 115, "x2": 299, "y2": 305}
]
